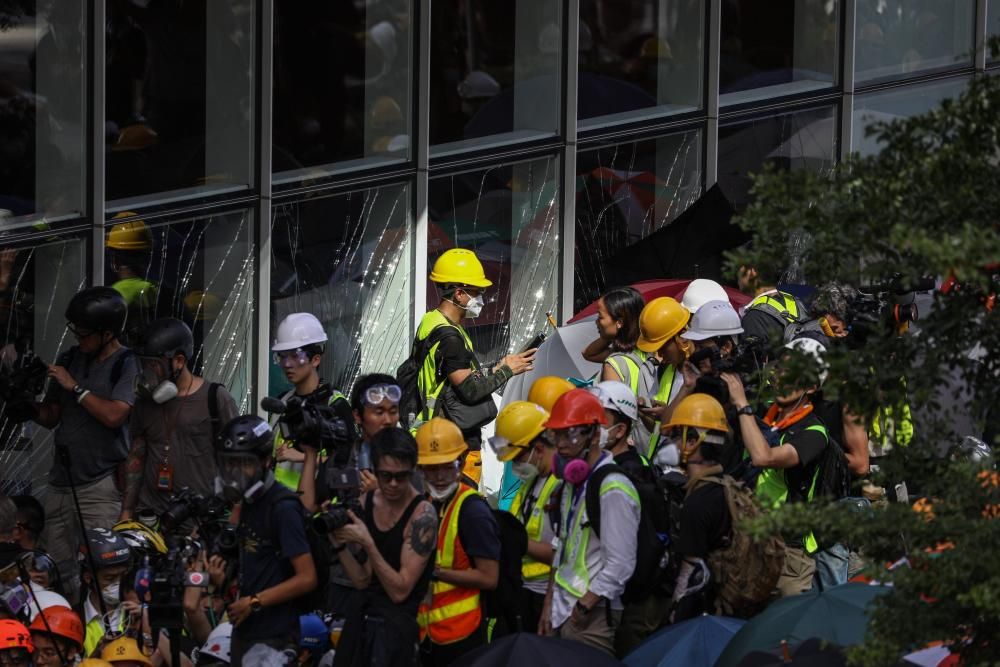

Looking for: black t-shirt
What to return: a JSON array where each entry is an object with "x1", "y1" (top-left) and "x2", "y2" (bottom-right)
[
  {"x1": 812, "y1": 397, "x2": 844, "y2": 448},
  {"x1": 781, "y1": 414, "x2": 829, "y2": 503},
  {"x1": 448, "y1": 494, "x2": 501, "y2": 562},
  {"x1": 674, "y1": 481, "x2": 732, "y2": 559},
  {"x1": 614, "y1": 448, "x2": 653, "y2": 485},
  {"x1": 235, "y1": 484, "x2": 311, "y2": 640},
  {"x1": 435, "y1": 333, "x2": 478, "y2": 377}
]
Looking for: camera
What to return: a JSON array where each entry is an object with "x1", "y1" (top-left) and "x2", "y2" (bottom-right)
[
  {"x1": 689, "y1": 338, "x2": 768, "y2": 377},
  {"x1": 160, "y1": 490, "x2": 237, "y2": 559},
  {"x1": 0, "y1": 350, "x2": 48, "y2": 405},
  {"x1": 312, "y1": 465, "x2": 364, "y2": 534},
  {"x1": 850, "y1": 274, "x2": 934, "y2": 341},
  {"x1": 261, "y1": 386, "x2": 355, "y2": 453}
]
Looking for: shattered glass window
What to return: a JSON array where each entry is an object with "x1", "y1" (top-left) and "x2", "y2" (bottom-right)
[
  {"x1": 0, "y1": 1, "x2": 86, "y2": 231},
  {"x1": 105, "y1": 210, "x2": 256, "y2": 411},
  {"x1": 428, "y1": 156, "x2": 560, "y2": 362},
  {"x1": 270, "y1": 184, "x2": 412, "y2": 396},
  {"x1": 0, "y1": 235, "x2": 86, "y2": 495},
  {"x1": 574, "y1": 130, "x2": 702, "y2": 310}
]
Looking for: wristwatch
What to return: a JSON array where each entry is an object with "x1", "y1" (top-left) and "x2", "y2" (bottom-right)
[
  {"x1": 735, "y1": 404, "x2": 754, "y2": 417},
  {"x1": 71, "y1": 384, "x2": 85, "y2": 398},
  {"x1": 574, "y1": 600, "x2": 592, "y2": 616},
  {"x1": 250, "y1": 595, "x2": 262, "y2": 613}
]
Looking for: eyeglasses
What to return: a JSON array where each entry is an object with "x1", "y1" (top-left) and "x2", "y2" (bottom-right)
[
  {"x1": 375, "y1": 469, "x2": 413, "y2": 484},
  {"x1": 272, "y1": 348, "x2": 310, "y2": 368},
  {"x1": 67, "y1": 323, "x2": 97, "y2": 339},
  {"x1": 364, "y1": 384, "x2": 402, "y2": 406}
]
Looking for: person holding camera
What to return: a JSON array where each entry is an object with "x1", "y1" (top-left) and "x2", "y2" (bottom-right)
[
  {"x1": 213, "y1": 416, "x2": 317, "y2": 663},
  {"x1": 327, "y1": 428, "x2": 436, "y2": 667},
  {"x1": 120, "y1": 318, "x2": 238, "y2": 522}
]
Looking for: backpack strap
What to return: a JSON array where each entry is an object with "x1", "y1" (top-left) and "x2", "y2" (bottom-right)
[
  {"x1": 584, "y1": 464, "x2": 625, "y2": 539},
  {"x1": 110, "y1": 349, "x2": 136, "y2": 386},
  {"x1": 418, "y1": 324, "x2": 464, "y2": 381},
  {"x1": 207, "y1": 382, "x2": 223, "y2": 443}
]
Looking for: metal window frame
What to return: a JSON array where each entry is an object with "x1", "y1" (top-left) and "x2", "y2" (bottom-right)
[
  {"x1": 88, "y1": 0, "x2": 106, "y2": 286},
  {"x1": 254, "y1": 0, "x2": 275, "y2": 416}
]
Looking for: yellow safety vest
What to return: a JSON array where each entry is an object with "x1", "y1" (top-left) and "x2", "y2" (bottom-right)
[
  {"x1": 84, "y1": 609, "x2": 126, "y2": 657},
  {"x1": 509, "y1": 474, "x2": 560, "y2": 582},
  {"x1": 748, "y1": 291, "x2": 801, "y2": 323},
  {"x1": 415, "y1": 310, "x2": 476, "y2": 422},
  {"x1": 645, "y1": 364, "x2": 678, "y2": 458},
  {"x1": 605, "y1": 350, "x2": 647, "y2": 398}
]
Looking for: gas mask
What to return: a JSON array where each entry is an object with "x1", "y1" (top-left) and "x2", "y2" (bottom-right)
[
  {"x1": 215, "y1": 454, "x2": 266, "y2": 504},
  {"x1": 138, "y1": 357, "x2": 179, "y2": 404}
]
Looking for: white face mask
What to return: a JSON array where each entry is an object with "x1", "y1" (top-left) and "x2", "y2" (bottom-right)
[
  {"x1": 511, "y1": 461, "x2": 539, "y2": 481},
  {"x1": 653, "y1": 442, "x2": 680, "y2": 468},
  {"x1": 101, "y1": 582, "x2": 120, "y2": 606},
  {"x1": 427, "y1": 481, "x2": 459, "y2": 501},
  {"x1": 463, "y1": 295, "x2": 485, "y2": 319}
]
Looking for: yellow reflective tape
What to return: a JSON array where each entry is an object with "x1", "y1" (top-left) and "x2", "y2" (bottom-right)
[{"x1": 420, "y1": 595, "x2": 480, "y2": 625}]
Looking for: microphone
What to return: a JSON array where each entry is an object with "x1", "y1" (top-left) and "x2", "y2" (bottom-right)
[{"x1": 260, "y1": 396, "x2": 287, "y2": 414}]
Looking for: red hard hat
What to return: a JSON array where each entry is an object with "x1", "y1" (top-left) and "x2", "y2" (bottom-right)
[
  {"x1": 29, "y1": 606, "x2": 84, "y2": 649},
  {"x1": 545, "y1": 388, "x2": 608, "y2": 429},
  {"x1": 0, "y1": 619, "x2": 33, "y2": 653}
]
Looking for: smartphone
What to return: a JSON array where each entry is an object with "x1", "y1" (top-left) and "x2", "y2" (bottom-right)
[{"x1": 520, "y1": 332, "x2": 546, "y2": 354}]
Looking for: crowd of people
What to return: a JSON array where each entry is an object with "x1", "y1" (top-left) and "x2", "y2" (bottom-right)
[{"x1": 0, "y1": 247, "x2": 930, "y2": 666}]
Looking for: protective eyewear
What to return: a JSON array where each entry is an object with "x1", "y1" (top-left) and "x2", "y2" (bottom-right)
[
  {"x1": 364, "y1": 384, "x2": 402, "y2": 406},
  {"x1": 273, "y1": 348, "x2": 311, "y2": 368},
  {"x1": 19, "y1": 550, "x2": 58, "y2": 575},
  {"x1": 67, "y1": 323, "x2": 97, "y2": 340},
  {"x1": 375, "y1": 469, "x2": 413, "y2": 484},
  {"x1": 552, "y1": 425, "x2": 595, "y2": 446}
]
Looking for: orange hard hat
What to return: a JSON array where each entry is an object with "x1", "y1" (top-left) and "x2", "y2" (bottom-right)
[
  {"x1": 545, "y1": 388, "x2": 608, "y2": 430},
  {"x1": 29, "y1": 606, "x2": 84, "y2": 649}
]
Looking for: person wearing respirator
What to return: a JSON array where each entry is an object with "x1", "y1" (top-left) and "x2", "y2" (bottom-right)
[
  {"x1": 120, "y1": 318, "x2": 239, "y2": 523},
  {"x1": 75, "y1": 529, "x2": 134, "y2": 658}
]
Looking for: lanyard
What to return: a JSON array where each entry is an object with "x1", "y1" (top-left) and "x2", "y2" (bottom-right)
[{"x1": 763, "y1": 402, "x2": 814, "y2": 432}]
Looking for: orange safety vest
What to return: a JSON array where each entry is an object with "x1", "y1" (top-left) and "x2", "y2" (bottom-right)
[{"x1": 417, "y1": 484, "x2": 482, "y2": 644}]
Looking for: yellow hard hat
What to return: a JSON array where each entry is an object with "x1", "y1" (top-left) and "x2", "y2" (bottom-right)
[
  {"x1": 527, "y1": 376, "x2": 575, "y2": 413},
  {"x1": 462, "y1": 449, "x2": 482, "y2": 486},
  {"x1": 636, "y1": 297, "x2": 690, "y2": 353},
  {"x1": 491, "y1": 401, "x2": 550, "y2": 461},
  {"x1": 665, "y1": 393, "x2": 729, "y2": 433},
  {"x1": 416, "y1": 418, "x2": 469, "y2": 465},
  {"x1": 429, "y1": 249, "x2": 493, "y2": 288},
  {"x1": 79, "y1": 661, "x2": 114, "y2": 667},
  {"x1": 183, "y1": 290, "x2": 223, "y2": 322},
  {"x1": 101, "y1": 636, "x2": 153, "y2": 666},
  {"x1": 111, "y1": 123, "x2": 158, "y2": 152},
  {"x1": 107, "y1": 213, "x2": 153, "y2": 250}
]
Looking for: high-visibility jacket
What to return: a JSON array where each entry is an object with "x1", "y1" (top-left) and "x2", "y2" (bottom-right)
[
  {"x1": 509, "y1": 474, "x2": 560, "y2": 582},
  {"x1": 645, "y1": 364, "x2": 678, "y2": 458},
  {"x1": 417, "y1": 485, "x2": 482, "y2": 644},
  {"x1": 755, "y1": 423, "x2": 829, "y2": 553},
  {"x1": 83, "y1": 604, "x2": 126, "y2": 657},
  {"x1": 415, "y1": 310, "x2": 477, "y2": 423},
  {"x1": 605, "y1": 350, "x2": 648, "y2": 398},
  {"x1": 748, "y1": 291, "x2": 803, "y2": 325}
]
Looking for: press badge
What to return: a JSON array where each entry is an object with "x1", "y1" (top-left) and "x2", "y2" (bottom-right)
[{"x1": 157, "y1": 463, "x2": 174, "y2": 491}]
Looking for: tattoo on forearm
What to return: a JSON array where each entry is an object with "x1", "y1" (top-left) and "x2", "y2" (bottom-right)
[
  {"x1": 123, "y1": 438, "x2": 146, "y2": 510},
  {"x1": 410, "y1": 505, "x2": 438, "y2": 557}
]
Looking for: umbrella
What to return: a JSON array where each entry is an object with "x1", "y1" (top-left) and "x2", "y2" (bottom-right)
[
  {"x1": 736, "y1": 638, "x2": 847, "y2": 667},
  {"x1": 456, "y1": 632, "x2": 624, "y2": 667},
  {"x1": 903, "y1": 644, "x2": 960, "y2": 667},
  {"x1": 570, "y1": 278, "x2": 750, "y2": 323},
  {"x1": 715, "y1": 584, "x2": 890, "y2": 667},
  {"x1": 624, "y1": 615, "x2": 746, "y2": 667}
]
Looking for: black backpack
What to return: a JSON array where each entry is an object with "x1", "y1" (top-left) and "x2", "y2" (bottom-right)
[
  {"x1": 481, "y1": 506, "x2": 528, "y2": 634},
  {"x1": 586, "y1": 464, "x2": 668, "y2": 604},
  {"x1": 396, "y1": 325, "x2": 462, "y2": 427},
  {"x1": 811, "y1": 421, "x2": 852, "y2": 501}
]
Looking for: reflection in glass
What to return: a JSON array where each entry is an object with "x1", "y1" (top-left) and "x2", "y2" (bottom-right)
[
  {"x1": 428, "y1": 157, "x2": 560, "y2": 361},
  {"x1": 855, "y1": 1, "x2": 974, "y2": 83},
  {"x1": 429, "y1": 0, "x2": 562, "y2": 155},
  {"x1": 103, "y1": 210, "x2": 255, "y2": 408},
  {"x1": 105, "y1": 1, "x2": 255, "y2": 205},
  {"x1": 0, "y1": 236, "x2": 86, "y2": 494},
  {"x1": 0, "y1": 2, "x2": 85, "y2": 230},
  {"x1": 574, "y1": 131, "x2": 702, "y2": 309},
  {"x1": 273, "y1": 1, "x2": 413, "y2": 180},
  {"x1": 991, "y1": 0, "x2": 1000, "y2": 62},
  {"x1": 720, "y1": 0, "x2": 839, "y2": 105},
  {"x1": 718, "y1": 105, "x2": 837, "y2": 211},
  {"x1": 578, "y1": 0, "x2": 704, "y2": 127},
  {"x1": 270, "y1": 185, "x2": 411, "y2": 394},
  {"x1": 852, "y1": 77, "x2": 969, "y2": 157}
]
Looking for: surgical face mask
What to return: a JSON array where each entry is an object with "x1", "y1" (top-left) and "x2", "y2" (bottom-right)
[
  {"x1": 101, "y1": 581, "x2": 120, "y2": 606},
  {"x1": 427, "y1": 481, "x2": 459, "y2": 501},
  {"x1": 511, "y1": 461, "x2": 539, "y2": 482},
  {"x1": 463, "y1": 294, "x2": 485, "y2": 319},
  {"x1": 138, "y1": 357, "x2": 179, "y2": 404}
]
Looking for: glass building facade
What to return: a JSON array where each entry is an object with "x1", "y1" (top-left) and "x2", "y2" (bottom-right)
[{"x1": 0, "y1": 0, "x2": 994, "y2": 493}]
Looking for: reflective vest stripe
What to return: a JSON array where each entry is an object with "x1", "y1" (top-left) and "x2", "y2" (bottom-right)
[
  {"x1": 419, "y1": 595, "x2": 482, "y2": 626},
  {"x1": 84, "y1": 612, "x2": 126, "y2": 657},
  {"x1": 749, "y1": 292, "x2": 800, "y2": 321},
  {"x1": 416, "y1": 311, "x2": 475, "y2": 421},
  {"x1": 646, "y1": 364, "x2": 678, "y2": 457},
  {"x1": 606, "y1": 351, "x2": 646, "y2": 397},
  {"x1": 509, "y1": 475, "x2": 560, "y2": 581}
]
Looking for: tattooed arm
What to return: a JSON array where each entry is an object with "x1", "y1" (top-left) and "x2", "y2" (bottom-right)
[{"x1": 120, "y1": 434, "x2": 148, "y2": 520}]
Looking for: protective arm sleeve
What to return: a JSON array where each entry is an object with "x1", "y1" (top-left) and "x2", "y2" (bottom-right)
[{"x1": 452, "y1": 365, "x2": 513, "y2": 403}]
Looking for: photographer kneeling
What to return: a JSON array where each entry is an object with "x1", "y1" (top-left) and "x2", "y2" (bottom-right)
[
  {"x1": 214, "y1": 416, "x2": 317, "y2": 663},
  {"x1": 328, "y1": 428, "x2": 436, "y2": 667}
]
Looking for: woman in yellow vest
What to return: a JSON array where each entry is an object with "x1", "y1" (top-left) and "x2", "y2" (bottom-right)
[
  {"x1": 581, "y1": 286, "x2": 647, "y2": 384},
  {"x1": 490, "y1": 401, "x2": 560, "y2": 634},
  {"x1": 415, "y1": 418, "x2": 501, "y2": 667}
]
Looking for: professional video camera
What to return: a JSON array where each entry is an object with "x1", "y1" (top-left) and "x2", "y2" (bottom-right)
[
  {"x1": 312, "y1": 453, "x2": 364, "y2": 534},
  {"x1": 850, "y1": 274, "x2": 935, "y2": 341},
  {"x1": 689, "y1": 338, "x2": 768, "y2": 377},
  {"x1": 160, "y1": 489, "x2": 237, "y2": 559},
  {"x1": 0, "y1": 349, "x2": 48, "y2": 405}
]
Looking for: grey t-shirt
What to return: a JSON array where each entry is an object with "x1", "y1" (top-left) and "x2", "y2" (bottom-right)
[
  {"x1": 45, "y1": 346, "x2": 140, "y2": 487},
  {"x1": 131, "y1": 380, "x2": 239, "y2": 516}
]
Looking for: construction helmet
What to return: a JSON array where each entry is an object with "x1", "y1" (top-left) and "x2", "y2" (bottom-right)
[
  {"x1": 299, "y1": 614, "x2": 329, "y2": 652},
  {"x1": 183, "y1": 290, "x2": 223, "y2": 322},
  {"x1": 589, "y1": 381, "x2": 639, "y2": 421},
  {"x1": 272, "y1": 313, "x2": 328, "y2": 352},
  {"x1": 29, "y1": 606, "x2": 84, "y2": 650},
  {"x1": 681, "y1": 279, "x2": 729, "y2": 314},
  {"x1": 111, "y1": 123, "x2": 159, "y2": 152},
  {"x1": 415, "y1": 418, "x2": 468, "y2": 465},
  {"x1": 681, "y1": 300, "x2": 743, "y2": 341},
  {"x1": 107, "y1": 214, "x2": 153, "y2": 251},
  {"x1": 26, "y1": 591, "x2": 71, "y2": 622},
  {"x1": 78, "y1": 528, "x2": 132, "y2": 569},
  {"x1": 490, "y1": 401, "x2": 550, "y2": 461},
  {"x1": 112, "y1": 520, "x2": 168, "y2": 557},
  {"x1": 784, "y1": 337, "x2": 829, "y2": 386},
  {"x1": 101, "y1": 636, "x2": 153, "y2": 666},
  {"x1": 429, "y1": 249, "x2": 493, "y2": 288},
  {"x1": 636, "y1": 297, "x2": 690, "y2": 353},
  {"x1": 196, "y1": 622, "x2": 232, "y2": 664},
  {"x1": 79, "y1": 661, "x2": 114, "y2": 667},
  {"x1": 545, "y1": 389, "x2": 608, "y2": 430},
  {"x1": 666, "y1": 393, "x2": 729, "y2": 432},
  {"x1": 136, "y1": 318, "x2": 194, "y2": 361},
  {"x1": 527, "y1": 376, "x2": 575, "y2": 412},
  {"x1": 0, "y1": 619, "x2": 33, "y2": 653}
]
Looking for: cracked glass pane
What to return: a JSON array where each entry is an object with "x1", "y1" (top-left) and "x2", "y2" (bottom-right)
[
  {"x1": 428, "y1": 156, "x2": 560, "y2": 362},
  {"x1": 269, "y1": 183, "x2": 412, "y2": 396},
  {"x1": 574, "y1": 130, "x2": 703, "y2": 310}
]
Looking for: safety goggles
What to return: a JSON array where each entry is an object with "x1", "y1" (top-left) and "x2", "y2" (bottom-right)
[
  {"x1": 364, "y1": 384, "x2": 402, "y2": 406},
  {"x1": 551, "y1": 425, "x2": 595, "y2": 447},
  {"x1": 272, "y1": 348, "x2": 311, "y2": 368},
  {"x1": 19, "y1": 550, "x2": 58, "y2": 576},
  {"x1": 375, "y1": 469, "x2": 413, "y2": 484}
]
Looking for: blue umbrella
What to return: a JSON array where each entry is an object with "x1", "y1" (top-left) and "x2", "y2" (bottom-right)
[{"x1": 624, "y1": 615, "x2": 746, "y2": 667}]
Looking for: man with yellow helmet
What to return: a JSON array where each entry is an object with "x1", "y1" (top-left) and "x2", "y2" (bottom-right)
[{"x1": 106, "y1": 213, "x2": 160, "y2": 345}]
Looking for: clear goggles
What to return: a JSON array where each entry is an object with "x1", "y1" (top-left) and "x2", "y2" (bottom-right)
[
  {"x1": 273, "y1": 348, "x2": 311, "y2": 368},
  {"x1": 551, "y1": 425, "x2": 595, "y2": 447},
  {"x1": 364, "y1": 384, "x2": 402, "y2": 406}
]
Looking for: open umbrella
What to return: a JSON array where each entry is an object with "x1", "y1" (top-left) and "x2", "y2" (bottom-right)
[
  {"x1": 456, "y1": 632, "x2": 624, "y2": 667},
  {"x1": 736, "y1": 638, "x2": 847, "y2": 667},
  {"x1": 624, "y1": 615, "x2": 745, "y2": 667},
  {"x1": 715, "y1": 584, "x2": 890, "y2": 667}
]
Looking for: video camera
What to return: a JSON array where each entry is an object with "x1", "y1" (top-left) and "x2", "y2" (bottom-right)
[
  {"x1": 261, "y1": 387, "x2": 354, "y2": 453},
  {"x1": 160, "y1": 489, "x2": 238, "y2": 560},
  {"x1": 851, "y1": 274, "x2": 935, "y2": 341},
  {"x1": 0, "y1": 349, "x2": 47, "y2": 405}
]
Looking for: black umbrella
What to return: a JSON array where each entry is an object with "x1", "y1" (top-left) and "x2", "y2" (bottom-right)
[
  {"x1": 455, "y1": 633, "x2": 624, "y2": 667},
  {"x1": 736, "y1": 638, "x2": 848, "y2": 667}
]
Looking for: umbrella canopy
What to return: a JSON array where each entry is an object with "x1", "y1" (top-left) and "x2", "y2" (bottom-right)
[
  {"x1": 456, "y1": 632, "x2": 624, "y2": 667},
  {"x1": 624, "y1": 615, "x2": 746, "y2": 667},
  {"x1": 715, "y1": 584, "x2": 890, "y2": 667},
  {"x1": 736, "y1": 638, "x2": 847, "y2": 667},
  {"x1": 903, "y1": 644, "x2": 961, "y2": 667},
  {"x1": 570, "y1": 278, "x2": 750, "y2": 323}
]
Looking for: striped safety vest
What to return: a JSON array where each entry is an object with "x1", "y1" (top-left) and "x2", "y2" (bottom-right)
[
  {"x1": 509, "y1": 474, "x2": 560, "y2": 582},
  {"x1": 417, "y1": 484, "x2": 482, "y2": 645},
  {"x1": 605, "y1": 350, "x2": 647, "y2": 398},
  {"x1": 645, "y1": 363, "x2": 678, "y2": 458},
  {"x1": 748, "y1": 291, "x2": 802, "y2": 325}
]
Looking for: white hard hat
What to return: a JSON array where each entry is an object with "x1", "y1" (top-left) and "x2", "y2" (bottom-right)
[
  {"x1": 196, "y1": 622, "x2": 232, "y2": 663},
  {"x1": 27, "y1": 590, "x2": 71, "y2": 621},
  {"x1": 272, "y1": 313, "x2": 328, "y2": 352},
  {"x1": 784, "y1": 336, "x2": 829, "y2": 386},
  {"x1": 589, "y1": 381, "x2": 639, "y2": 421},
  {"x1": 681, "y1": 300, "x2": 744, "y2": 341},
  {"x1": 681, "y1": 279, "x2": 730, "y2": 314}
]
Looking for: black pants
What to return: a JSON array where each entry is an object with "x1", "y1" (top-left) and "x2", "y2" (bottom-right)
[{"x1": 420, "y1": 622, "x2": 487, "y2": 667}]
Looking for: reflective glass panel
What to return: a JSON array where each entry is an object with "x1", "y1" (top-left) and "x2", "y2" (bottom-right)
[
  {"x1": 428, "y1": 156, "x2": 560, "y2": 360},
  {"x1": 105, "y1": 1, "x2": 255, "y2": 206},
  {"x1": 429, "y1": 0, "x2": 562, "y2": 156},
  {"x1": 0, "y1": 2, "x2": 86, "y2": 231},
  {"x1": 989, "y1": 0, "x2": 1000, "y2": 63},
  {"x1": 269, "y1": 184, "x2": 411, "y2": 394},
  {"x1": 855, "y1": 1, "x2": 975, "y2": 83},
  {"x1": 720, "y1": 0, "x2": 839, "y2": 106},
  {"x1": 273, "y1": 1, "x2": 413, "y2": 181},
  {"x1": 578, "y1": 0, "x2": 705, "y2": 128},
  {"x1": 574, "y1": 130, "x2": 703, "y2": 309}
]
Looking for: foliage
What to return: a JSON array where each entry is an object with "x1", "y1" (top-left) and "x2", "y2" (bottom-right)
[{"x1": 727, "y1": 64, "x2": 1000, "y2": 664}]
